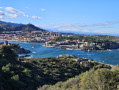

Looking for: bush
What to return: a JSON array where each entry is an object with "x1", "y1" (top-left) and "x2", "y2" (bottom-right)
[
  {"x1": 39, "y1": 68, "x2": 119, "y2": 90},
  {"x1": 11, "y1": 74, "x2": 19, "y2": 81},
  {"x1": 2, "y1": 66, "x2": 10, "y2": 72},
  {"x1": 80, "y1": 69, "x2": 119, "y2": 90},
  {"x1": 22, "y1": 68, "x2": 31, "y2": 77},
  {"x1": 0, "y1": 46, "x2": 18, "y2": 61}
]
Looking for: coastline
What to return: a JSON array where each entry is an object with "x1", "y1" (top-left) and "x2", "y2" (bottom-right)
[
  {"x1": 7, "y1": 41, "x2": 119, "y2": 65},
  {"x1": 42, "y1": 44, "x2": 115, "y2": 52},
  {"x1": 1, "y1": 39, "x2": 119, "y2": 52}
]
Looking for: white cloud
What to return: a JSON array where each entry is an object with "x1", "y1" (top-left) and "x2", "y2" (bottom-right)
[
  {"x1": 24, "y1": 14, "x2": 29, "y2": 17},
  {"x1": 32, "y1": 16, "x2": 42, "y2": 19},
  {"x1": 39, "y1": 21, "x2": 119, "y2": 34},
  {"x1": 5, "y1": 7, "x2": 30, "y2": 18},
  {"x1": 40, "y1": 8, "x2": 46, "y2": 11},
  {"x1": 40, "y1": 21, "x2": 119, "y2": 30},
  {"x1": 5, "y1": 7, "x2": 24, "y2": 14},
  {"x1": 0, "y1": 15, "x2": 4, "y2": 19},
  {"x1": 0, "y1": 7, "x2": 3, "y2": 9},
  {"x1": 5, "y1": 13, "x2": 18, "y2": 19},
  {"x1": 0, "y1": 7, "x2": 43, "y2": 20},
  {"x1": 0, "y1": 11, "x2": 4, "y2": 15}
]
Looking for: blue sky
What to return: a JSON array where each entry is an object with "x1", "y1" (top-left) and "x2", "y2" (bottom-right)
[{"x1": 0, "y1": 0, "x2": 119, "y2": 35}]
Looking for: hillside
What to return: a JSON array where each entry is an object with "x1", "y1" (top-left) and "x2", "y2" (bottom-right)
[
  {"x1": 39, "y1": 66, "x2": 119, "y2": 90},
  {"x1": 52, "y1": 35, "x2": 119, "y2": 43},
  {"x1": 0, "y1": 20, "x2": 23, "y2": 26},
  {"x1": 0, "y1": 45, "x2": 113, "y2": 90},
  {"x1": 0, "y1": 22, "x2": 46, "y2": 32},
  {"x1": 13, "y1": 23, "x2": 46, "y2": 31}
]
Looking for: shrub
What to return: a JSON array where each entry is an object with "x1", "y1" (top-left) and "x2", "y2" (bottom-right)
[
  {"x1": 11, "y1": 74, "x2": 19, "y2": 81},
  {"x1": 2, "y1": 66, "x2": 10, "y2": 72},
  {"x1": 22, "y1": 68, "x2": 31, "y2": 77}
]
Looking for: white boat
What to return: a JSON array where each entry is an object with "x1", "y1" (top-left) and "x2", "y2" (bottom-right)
[
  {"x1": 107, "y1": 49, "x2": 112, "y2": 51},
  {"x1": 66, "y1": 48, "x2": 73, "y2": 50},
  {"x1": 32, "y1": 51, "x2": 36, "y2": 53},
  {"x1": 88, "y1": 49, "x2": 90, "y2": 52},
  {"x1": 32, "y1": 44, "x2": 34, "y2": 48}
]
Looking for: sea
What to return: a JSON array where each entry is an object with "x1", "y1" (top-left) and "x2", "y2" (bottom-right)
[{"x1": 10, "y1": 42, "x2": 119, "y2": 65}]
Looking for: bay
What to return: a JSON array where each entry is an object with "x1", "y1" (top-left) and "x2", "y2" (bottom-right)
[{"x1": 10, "y1": 42, "x2": 119, "y2": 65}]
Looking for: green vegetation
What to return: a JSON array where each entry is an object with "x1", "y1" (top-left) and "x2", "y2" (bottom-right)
[
  {"x1": 52, "y1": 35, "x2": 119, "y2": 43},
  {"x1": 5, "y1": 43, "x2": 31, "y2": 54},
  {"x1": 0, "y1": 45, "x2": 118, "y2": 90},
  {"x1": 0, "y1": 23, "x2": 45, "y2": 32},
  {"x1": 39, "y1": 67, "x2": 119, "y2": 90}
]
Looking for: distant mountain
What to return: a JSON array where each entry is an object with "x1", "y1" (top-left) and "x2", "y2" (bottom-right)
[
  {"x1": 14, "y1": 23, "x2": 46, "y2": 31},
  {"x1": 0, "y1": 20, "x2": 23, "y2": 26},
  {"x1": 0, "y1": 21, "x2": 46, "y2": 32}
]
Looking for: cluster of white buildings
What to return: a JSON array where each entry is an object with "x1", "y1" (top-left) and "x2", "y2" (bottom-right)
[{"x1": 44, "y1": 39, "x2": 96, "y2": 50}]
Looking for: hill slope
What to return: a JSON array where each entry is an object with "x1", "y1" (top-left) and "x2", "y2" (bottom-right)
[
  {"x1": 39, "y1": 66, "x2": 119, "y2": 90},
  {"x1": 0, "y1": 20, "x2": 23, "y2": 26},
  {"x1": 0, "y1": 21, "x2": 46, "y2": 32},
  {"x1": 0, "y1": 45, "x2": 113, "y2": 90}
]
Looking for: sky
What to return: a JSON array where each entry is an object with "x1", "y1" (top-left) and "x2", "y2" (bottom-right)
[{"x1": 0, "y1": 0, "x2": 119, "y2": 35}]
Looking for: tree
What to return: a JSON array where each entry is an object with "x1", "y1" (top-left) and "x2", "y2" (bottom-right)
[{"x1": 0, "y1": 46, "x2": 18, "y2": 62}]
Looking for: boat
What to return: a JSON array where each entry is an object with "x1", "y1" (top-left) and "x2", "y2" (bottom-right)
[
  {"x1": 32, "y1": 51, "x2": 36, "y2": 53},
  {"x1": 107, "y1": 49, "x2": 112, "y2": 51},
  {"x1": 32, "y1": 44, "x2": 34, "y2": 48},
  {"x1": 88, "y1": 49, "x2": 90, "y2": 52},
  {"x1": 66, "y1": 48, "x2": 73, "y2": 50}
]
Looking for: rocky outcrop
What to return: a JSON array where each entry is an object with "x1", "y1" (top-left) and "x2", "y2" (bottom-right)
[
  {"x1": 10, "y1": 44, "x2": 31, "y2": 54},
  {"x1": 13, "y1": 47, "x2": 31, "y2": 54},
  {"x1": 109, "y1": 42, "x2": 119, "y2": 49},
  {"x1": 84, "y1": 42, "x2": 119, "y2": 51}
]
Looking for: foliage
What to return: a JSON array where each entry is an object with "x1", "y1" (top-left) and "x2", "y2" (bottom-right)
[
  {"x1": 0, "y1": 46, "x2": 18, "y2": 61},
  {"x1": 22, "y1": 68, "x2": 31, "y2": 77},
  {"x1": 39, "y1": 68, "x2": 119, "y2": 90},
  {"x1": 0, "y1": 23, "x2": 45, "y2": 31},
  {"x1": 0, "y1": 45, "x2": 117, "y2": 90},
  {"x1": 52, "y1": 35, "x2": 117, "y2": 43},
  {"x1": 2, "y1": 66, "x2": 10, "y2": 72},
  {"x1": 11, "y1": 74, "x2": 19, "y2": 81}
]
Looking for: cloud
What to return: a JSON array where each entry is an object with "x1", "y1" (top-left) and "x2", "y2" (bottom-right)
[
  {"x1": 5, "y1": 7, "x2": 30, "y2": 18},
  {"x1": 0, "y1": 15, "x2": 4, "y2": 19},
  {"x1": 41, "y1": 21, "x2": 119, "y2": 29},
  {"x1": 5, "y1": 7, "x2": 24, "y2": 14},
  {"x1": 24, "y1": 14, "x2": 29, "y2": 17},
  {"x1": 39, "y1": 21, "x2": 119, "y2": 34},
  {"x1": 0, "y1": 11, "x2": 4, "y2": 15},
  {"x1": 40, "y1": 8, "x2": 46, "y2": 11},
  {"x1": 5, "y1": 13, "x2": 18, "y2": 19},
  {"x1": 0, "y1": 7, "x2": 3, "y2": 9},
  {"x1": 89, "y1": 21, "x2": 119, "y2": 27},
  {"x1": 0, "y1": 7, "x2": 43, "y2": 20},
  {"x1": 32, "y1": 16, "x2": 42, "y2": 19}
]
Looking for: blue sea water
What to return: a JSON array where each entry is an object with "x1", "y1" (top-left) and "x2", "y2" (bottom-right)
[{"x1": 10, "y1": 42, "x2": 119, "y2": 65}]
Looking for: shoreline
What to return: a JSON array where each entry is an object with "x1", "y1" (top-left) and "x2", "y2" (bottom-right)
[
  {"x1": 1, "y1": 40, "x2": 119, "y2": 52},
  {"x1": 41, "y1": 44, "x2": 117, "y2": 52},
  {"x1": 7, "y1": 41, "x2": 118, "y2": 52},
  {"x1": 4, "y1": 41, "x2": 119, "y2": 65}
]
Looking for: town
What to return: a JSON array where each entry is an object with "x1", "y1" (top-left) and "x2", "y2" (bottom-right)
[
  {"x1": 43, "y1": 37, "x2": 119, "y2": 51},
  {"x1": 43, "y1": 39, "x2": 100, "y2": 51},
  {"x1": 0, "y1": 23, "x2": 119, "y2": 51},
  {"x1": 0, "y1": 30, "x2": 61, "y2": 42}
]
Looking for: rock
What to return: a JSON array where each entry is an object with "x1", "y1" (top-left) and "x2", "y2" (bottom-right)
[{"x1": 10, "y1": 44, "x2": 31, "y2": 54}]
